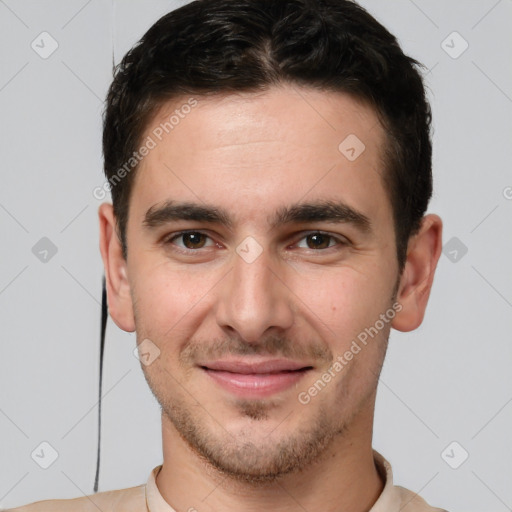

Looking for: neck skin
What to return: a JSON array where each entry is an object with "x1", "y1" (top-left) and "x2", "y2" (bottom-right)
[{"x1": 155, "y1": 394, "x2": 384, "y2": 512}]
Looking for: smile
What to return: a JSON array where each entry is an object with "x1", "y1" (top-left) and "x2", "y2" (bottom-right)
[{"x1": 200, "y1": 358, "x2": 313, "y2": 398}]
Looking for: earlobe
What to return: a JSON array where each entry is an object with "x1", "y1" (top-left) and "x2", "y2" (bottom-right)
[
  {"x1": 98, "y1": 203, "x2": 136, "y2": 332},
  {"x1": 391, "y1": 214, "x2": 443, "y2": 332}
]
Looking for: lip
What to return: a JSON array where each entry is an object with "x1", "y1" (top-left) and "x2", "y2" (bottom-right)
[
  {"x1": 200, "y1": 358, "x2": 313, "y2": 398},
  {"x1": 201, "y1": 358, "x2": 311, "y2": 374}
]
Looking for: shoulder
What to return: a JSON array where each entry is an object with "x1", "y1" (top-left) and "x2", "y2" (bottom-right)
[
  {"x1": 396, "y1": 485, "x2": 449, "y2": 512},
  {"x1": 2, "y1": 484, "x2": 146, "y2": 512}
]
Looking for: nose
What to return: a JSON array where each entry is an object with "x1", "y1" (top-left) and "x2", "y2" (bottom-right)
[{"x1": 215, "y1": 244, "x2": 295, "y2": 343}]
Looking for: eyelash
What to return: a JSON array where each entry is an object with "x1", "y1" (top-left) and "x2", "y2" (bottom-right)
[{"x1": 163, "y1": 230, "x2": 349, "y2": 254}]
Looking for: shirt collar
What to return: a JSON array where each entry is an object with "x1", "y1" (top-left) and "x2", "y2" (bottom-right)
[
  {"x1": 145, "y1": 449, "x2": 402, "y2": 512},
  {"x1": 369, "y1": 449, "x2": 402, "y2": 512},
  {"x1": 145, "y1": 464, "x2": 174, "y2": 512}
]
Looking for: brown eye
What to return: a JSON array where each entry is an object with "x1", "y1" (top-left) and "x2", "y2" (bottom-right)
[
  {"x1": 168, "y1": 231, "x2": 212, "y2": 250},
  {"x1": 304, "y1": 233, "x2": 335, "y2": 249},
  {"x1": 181, "y1": 232, "x2": 207, "y2": 249},
  {"x1": 184, "y1": 232, "x2": 207, "y2": 249}
]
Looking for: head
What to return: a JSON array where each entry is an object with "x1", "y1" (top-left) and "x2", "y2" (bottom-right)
[{"x1": 99, "y1": 0, "x2": 442, "y2": 483}]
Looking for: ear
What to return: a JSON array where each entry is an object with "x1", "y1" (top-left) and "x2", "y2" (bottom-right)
[
  {"x1": 391, "y1": 214, "x2": 443, "y2": 332},
  {"x1": 98, "y1": 202, "x2": 136, "y2": 332}
]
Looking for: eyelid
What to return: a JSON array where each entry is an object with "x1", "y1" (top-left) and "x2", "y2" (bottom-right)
[{"x1": 290, "y1": 230, "x2": 350, "y2": 249}]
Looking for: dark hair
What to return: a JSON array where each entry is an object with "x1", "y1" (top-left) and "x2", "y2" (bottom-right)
[{"x1": 103, "y1": 0, "x2": 432, "y2": 272}]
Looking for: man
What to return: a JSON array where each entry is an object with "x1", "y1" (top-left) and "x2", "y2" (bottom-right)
[{"x1": 8, "y1": 0, "x2": 447, "y2": 510}]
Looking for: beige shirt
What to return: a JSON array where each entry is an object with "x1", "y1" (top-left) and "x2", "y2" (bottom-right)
[{"x1": 5, "y1": 450, "x2": 447, "y2": 512}]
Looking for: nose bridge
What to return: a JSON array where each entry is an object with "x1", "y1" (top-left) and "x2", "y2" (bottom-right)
[{"x1": 216, "y1": 244, "x2": 294, "y2": 341}]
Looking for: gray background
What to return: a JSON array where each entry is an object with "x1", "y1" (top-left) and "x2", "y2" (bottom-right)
[{"x1": 1, "y1": 1, "x2": 511, "y2": 510}]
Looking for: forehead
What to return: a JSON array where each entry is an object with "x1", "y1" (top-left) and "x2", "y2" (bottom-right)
[{"x1": 130, "y1": 85, "x2": 391, "y2": 230}]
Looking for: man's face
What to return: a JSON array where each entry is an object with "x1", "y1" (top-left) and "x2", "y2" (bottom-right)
[{"x1": 122, "y1": 85, "x2": 400, "y2": 480}]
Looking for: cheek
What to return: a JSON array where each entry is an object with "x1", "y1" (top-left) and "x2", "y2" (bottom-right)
[
  {"x1": 130, "y1": 262, "x2": 214, "y2": 339},
  {"x1": 289, "y1": 266, "x2": 391, "y2": 350}
]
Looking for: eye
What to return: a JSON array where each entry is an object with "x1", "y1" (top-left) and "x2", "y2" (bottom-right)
[
  {"x1": 295, "y1": 232, "x2": 346, "y2": 250},
  {"x1": 165, "y1": 231, "x2": 215, "y2": 250}
]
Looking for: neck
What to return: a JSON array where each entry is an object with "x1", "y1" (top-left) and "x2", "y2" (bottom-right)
[{"x1": 156, "y1": 406, "x2": 384, "y2": 512}]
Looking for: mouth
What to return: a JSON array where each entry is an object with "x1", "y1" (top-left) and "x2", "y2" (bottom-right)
[{"x1": 199, "y1": 358, "x2": 314, "y2": 399}]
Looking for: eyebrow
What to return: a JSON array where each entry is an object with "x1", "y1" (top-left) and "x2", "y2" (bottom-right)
[
  {"x1": 142, "y1": 199, "x2": 372, "y2": 233},
  {"x1": 270, "y1": 201, "x2": 371, "y2": 233},
  {"x1": 143, "y1": 201, "x2": 234, "y2": 230}
]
